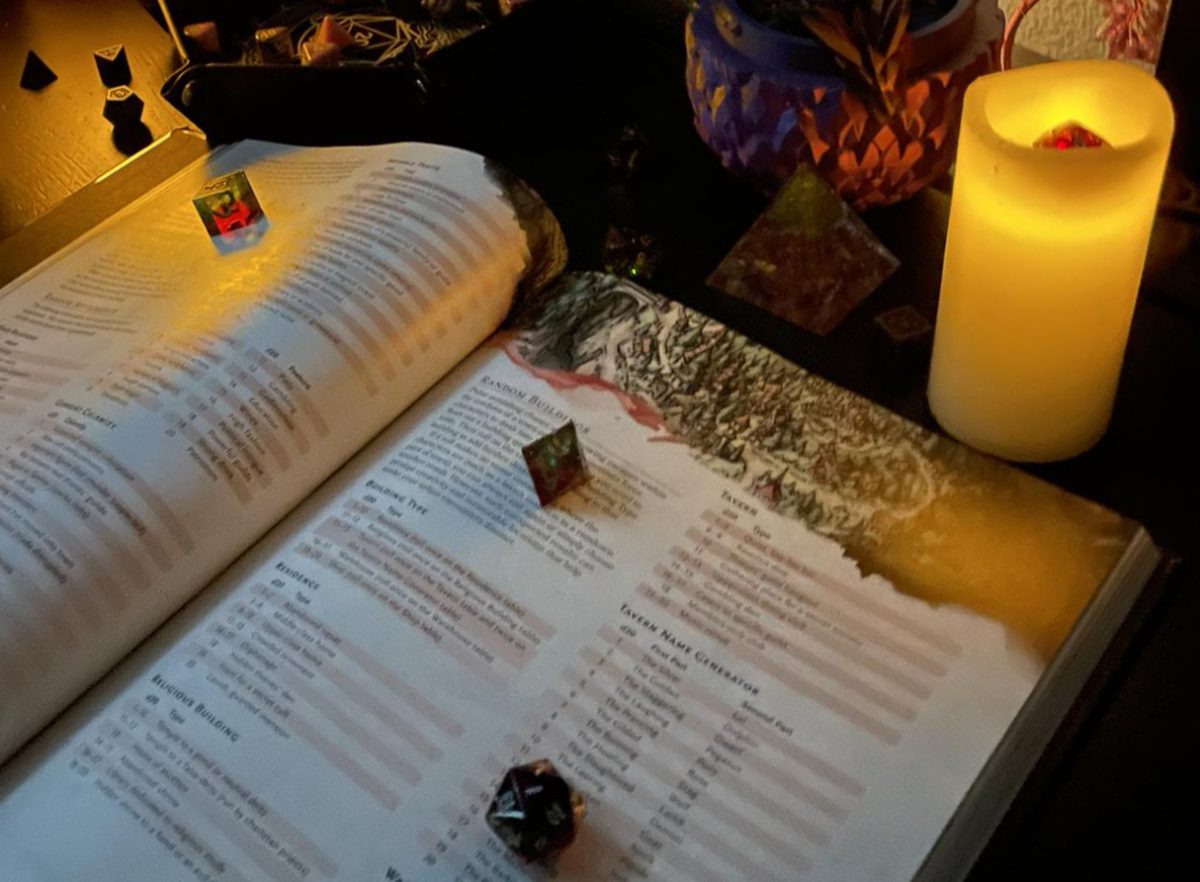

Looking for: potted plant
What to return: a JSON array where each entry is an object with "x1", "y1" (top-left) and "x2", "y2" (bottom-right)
[{"x1": 686, "y1": 0, "x2": 1004, "y2": 209}]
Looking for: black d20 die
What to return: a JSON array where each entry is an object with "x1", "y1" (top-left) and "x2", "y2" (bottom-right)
[{"x1": 486, "y1": 759, "x2": 585, "y2": 862}]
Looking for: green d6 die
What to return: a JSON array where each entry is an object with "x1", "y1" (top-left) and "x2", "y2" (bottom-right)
[
  {"x1": 192, "y1": 171, "x2": 265, "y2": 237},
  {"x1": 522, "y1": 422, "x2": 590, "y2": 506}
]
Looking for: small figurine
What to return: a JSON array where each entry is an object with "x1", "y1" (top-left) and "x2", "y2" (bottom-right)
[
  {"x1": 193, "y1": 171, "x2": 265, "y2": 237},
  {"x1": 19, "y1": 50, "x2": 57, "y2": 91},
  {"x1": 486, "y1": 759, "x2": 585, "y2": 862},
  {"x1": 93, "y1": 44, "x2": 132, "y2": 87},
  {"x1": 522, "y1": 422, "x2": 590, "y2": 506}
]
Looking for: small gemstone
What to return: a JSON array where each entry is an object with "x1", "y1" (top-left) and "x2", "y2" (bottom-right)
[
  {"x1": 1034, "y1": 122, "x2": 1109, "y2": 150},
  {"x1": 602, "y1": 225, "x2": 661, "y2": 282},
  {"x1": 604, "y1": 123, "x2": 651, "y2": 180}
]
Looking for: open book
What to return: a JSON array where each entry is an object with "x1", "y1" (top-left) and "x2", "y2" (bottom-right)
[{"x1": 0, "y1": 141, "x2": 1159, "y2": 882}]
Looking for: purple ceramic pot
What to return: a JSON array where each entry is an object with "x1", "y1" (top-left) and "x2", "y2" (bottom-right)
[{"x1": 686, "y1": 0, "x2": 1004, "y2": 209}]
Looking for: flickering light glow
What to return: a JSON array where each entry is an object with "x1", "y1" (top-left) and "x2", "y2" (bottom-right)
[{"x1": 928, "y1": 60, "x2": 1173, "y2": 462}]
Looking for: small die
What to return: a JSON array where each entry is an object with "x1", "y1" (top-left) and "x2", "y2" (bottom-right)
[
  {"x1": 20, "y1": 50, "x2": 57, "y2": 91},
  {"x1": 522, "y1": 422, "x2": 590, "y2": 507},
  {"x1": 254, "y1": 27, "x2": 294, "y2": 64},
  {"x1": 873, "y1": 305, "x2": 933, "y2": 370},
  {"x1": 94, "y1": 44, "x2": 131, "y2": 87},
  {"x1": 183, "y1": 21, "x2": 221, "y2": 56},
  {"x1": 486, "y1": 759, "x2": 585, "y2": 862},
  {"x1": 192, "y1": 171, "x2": 265, "y2": 237},
  {"x1": 300, "y1": 41, "x2": 342, "y2": 67},
  {"x1": 102, "y1": 86, "x2": 143, "y2": 127},
  {"x1": 314, "y1": 16, "x2": 354, "y2": 48}
]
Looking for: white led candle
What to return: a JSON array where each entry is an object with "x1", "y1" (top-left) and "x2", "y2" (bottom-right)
[{"x1": 928, "y1": 60, "x2": 1173, "y2": 462}]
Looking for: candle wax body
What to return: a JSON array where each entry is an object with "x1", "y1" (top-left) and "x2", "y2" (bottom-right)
[{"x1": 928, "y1": 60, "x2": 1173, "y2": 462}]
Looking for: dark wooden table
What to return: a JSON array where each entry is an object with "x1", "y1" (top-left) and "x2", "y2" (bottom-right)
[{"x1": 1, "y1": 1, "x2": 1197, "y2": 879}]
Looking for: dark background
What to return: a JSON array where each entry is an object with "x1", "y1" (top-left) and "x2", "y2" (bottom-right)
[{"x1": 1, "y1": 0, "x2": 1197, "y2": 878}]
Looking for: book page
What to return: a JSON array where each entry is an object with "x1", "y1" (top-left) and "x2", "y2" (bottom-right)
[
  {"x1": 0, "y1": 280, "x2": 1045, "y2": 882},
  {"x1": 0, "y1": 139, "x2": 559, "y2": 762}
]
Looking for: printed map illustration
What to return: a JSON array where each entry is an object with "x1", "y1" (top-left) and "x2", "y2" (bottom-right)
[{"x1": 505, "y1": 273, "x2": 1137, "y2": 659}]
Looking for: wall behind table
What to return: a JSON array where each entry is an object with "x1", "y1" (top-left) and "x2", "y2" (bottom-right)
[{"x1": 999, "y1": 0, "x2": 1173, "y2": 68}]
